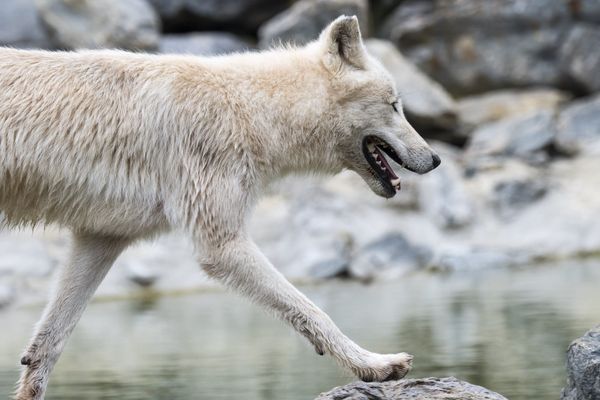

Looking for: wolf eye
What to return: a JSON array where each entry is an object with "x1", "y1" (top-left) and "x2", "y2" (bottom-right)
[{"x1": 391, "y1": 101, "x2": 399, "y2": 113}]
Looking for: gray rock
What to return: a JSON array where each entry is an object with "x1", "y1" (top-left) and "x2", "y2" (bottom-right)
[
  {"x1": 556, "y1": 94, "x2": 600, "y2": 156},
  {"x1": 309, "y1": 258, "x2": 349, "y2": 279},
  {"x1": 430, "y1": 247, "x2": 527, "y2": 272},
  {"x1": 457, "y1": 88, "x2": 570, "y2": 129},
  {"x1": 560, "y1": 24, "x2": 600, "y2": 93},
  {"x1": 561, "y1": 325, "x2": 600, "y2": 400},
  {"x1": 467, "y1": 110, "x2": 557, "y2": 161},
  {"x1": 365, "y1": 39, "x2": 458, "y2": 131},
  {"x1": 349, "y1": 233, "x2": 431, "y2": 280},
  {"x1": 126, "y1": 262, "x2": 160, "y2": 288},
  {"x1": 258, "y1": 0, "x2": 368, "y2": 48},
  {"x1": 148, "y1": 0, "x2": 288, "y2": 33},
  {"x1": 0, "y1": 0, "x2": 51, "y2": 49},
  {"x1": 160, "y1": 33, "x2": 252, "y2": 56},
  {"x1": 381, "y1": 0, "x2": 571, "y2": 95},
  {"x1": 36, "y1": 0, "x2": 160, "y2": 50},
  {"x1": 493, "y1": 179, "x2": 549, "y2": 219},
  {"x1": 418, "y1": 142, "x2": 474, "y2": 229},
  {"x1": 316, "y1": 377, "x2": 508, "y2": 400}
]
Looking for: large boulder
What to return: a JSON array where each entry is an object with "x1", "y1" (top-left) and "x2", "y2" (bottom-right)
[
  {"x1": 381, "y1": 0, "x2": 571, "y2": 95},
  {"x1": 561, "y1": 326, "x2": 600, "y2": 400},
  {"x1": 555, "y1": 94, "x2": 600, "y2": 156},
  {"x1": 466, "y1": 110, "x2": 557, "y2": 161},
  {"x1": 0, "y1": 0, "x2": 51, "y2": 49},
  {"x1": 365, "y1": 39, "x2": 458, "y2": 132},
  {"x1": 258, "y1": 0, "x2": 368, "y2": 48},
  {"x1": 560, "y1": 24, "x2": 600, "y2": 93},
  {"x1": 36, "y1": 0, "x2": 160, "y2": 50},
  {"x1": 457, "y1": 88, "x2": 570, "y2": 129},
  {"x1": 160, "y1": 33, "x2": 252, "y2": 56},
  {"x1": 148, "y1": 0, "x2": 289, "y2": 33},
  {"x1": 316, "y1": 377, "x2": 508, "y2": 400}
]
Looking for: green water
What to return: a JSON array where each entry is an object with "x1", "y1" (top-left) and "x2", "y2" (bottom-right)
[{"x1": 1, "y1": 260, "x2": 599, "y2": 400}]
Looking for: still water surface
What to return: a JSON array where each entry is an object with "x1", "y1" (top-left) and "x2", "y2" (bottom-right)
[{"x1": 1, "y1": 260, "x2": 599, "y2": 400}]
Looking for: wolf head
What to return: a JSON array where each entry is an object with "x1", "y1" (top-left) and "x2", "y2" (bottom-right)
[{"x1": 310, "y1": 16, "x2": 440, "y2": 198}]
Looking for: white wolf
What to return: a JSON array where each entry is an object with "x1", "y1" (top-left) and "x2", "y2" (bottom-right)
[{"x1": 0, "y1": 16, "x2": 440, "y2": 400}]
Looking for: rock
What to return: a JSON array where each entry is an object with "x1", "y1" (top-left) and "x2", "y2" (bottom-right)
[
  {"x1": 0, "y1": 0, "x2": 52, "y2": 49},
  {"x1": 36, "y1": 0, "x2": 160, "y2": 50},
  {"x1": 560, "y1": 24, "x2": 600, "y2": 93},
  {"x1": 126, "y1": 262, "x2": 160, "y2": 288},
  {"x1": 160, "y1": 33, "x2": 252, "y2": 56},
  {"x1": 349, "y1": 232, "x2": 432, "y2": 280},
  {"x1": 258, "y1": 0, "x2": 368, "y2": 48},
  {"x1": 252, "y1": 184, "x2": 359, "y2": 280},
  {"x1": 365, "y1": 39, "x2": 458, "y2": 132},
  {"x1": 555, "y1": 94, "x2": 600, "y2": 156},
  {"x1": 466, "y1": 110, "x2": 557, "y2": 161},
  {"x1": 418, "y1": 142, "x2": 474, "y2": 229},
  {"x1": 316, "y1": 377, "x2": 508, "y2": 400},
  {"x1": 493, "y1": 179, "x2": 549, "y2": 219},
  {"x1": 371, "y1": 0, "x2": 404, "y2": 28},
  {"x1": 148, "y1": 0, "x2": 288, "y2": 34},
  {"x1": 381, "y1": 0, "x2": 571, "y2": 95},
  {"x1": 430, "y1": 247, "x2": 528, "y2": 272},
  {"x1": 561, "y1": 325, "x2": 600, "y2": 400},
  {"x1": 457, "y1": 88, "x2": 570, "y2": 129},
  {"x1": 250, "y1": 173, "x2": 442, "y2": 280},
  {"x1": 309, "y1": 258, "x2": 349, "y2": 279},
  {"x1": 462, "y1": 156, "x2": 600, "y2": 262}
]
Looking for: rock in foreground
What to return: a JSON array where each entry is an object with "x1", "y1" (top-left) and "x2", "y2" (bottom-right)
[
  {"x1": 561, "y1": 325, "x2": 600, "y2": 400},
  {"x1": 316, "y1": 377, "x2": 507, "y2": 400}
]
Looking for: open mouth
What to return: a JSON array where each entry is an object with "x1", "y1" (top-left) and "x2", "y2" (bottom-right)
[{"x1": 362, "y1": 136, "x2": 404, "y2": 194}]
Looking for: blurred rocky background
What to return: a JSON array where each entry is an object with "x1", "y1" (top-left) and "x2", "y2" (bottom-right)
[{"x1": 1, "y1": 0, "x2": 600, "y2": 310}]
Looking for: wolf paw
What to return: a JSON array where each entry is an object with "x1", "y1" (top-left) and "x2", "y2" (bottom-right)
[{"x1": 356, "y1": 352, "x2": 413, "y2": 382}]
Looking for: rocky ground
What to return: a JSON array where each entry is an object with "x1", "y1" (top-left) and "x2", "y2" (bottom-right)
[{"x1": 1, "y1": 0, "x2": 600, "y2": 304}]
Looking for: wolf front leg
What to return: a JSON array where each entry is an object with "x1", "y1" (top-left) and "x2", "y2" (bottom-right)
[
  {"x1": 200, "y1": 236, "x2": 413, "y2": 382},
  {"x1": 16, "y1": 233, "x2": 129, "y2": 400}
]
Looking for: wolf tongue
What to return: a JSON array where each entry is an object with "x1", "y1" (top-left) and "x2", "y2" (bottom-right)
[{"x1": 374, "y1": 146, "x2": 398, "y2": 179}]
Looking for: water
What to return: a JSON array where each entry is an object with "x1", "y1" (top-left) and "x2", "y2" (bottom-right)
[{"x1": 1, "y1": 260, "x2": 599, "y2": 400}]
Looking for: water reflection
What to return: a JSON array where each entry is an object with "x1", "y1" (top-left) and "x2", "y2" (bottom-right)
[{"x1": 1, "y1": 260, "x2": 599, "y2": 400}]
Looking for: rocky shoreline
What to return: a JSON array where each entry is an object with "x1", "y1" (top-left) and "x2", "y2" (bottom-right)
[{"x1": 1, "y1": 0, "x2": 600, "y2": 308}]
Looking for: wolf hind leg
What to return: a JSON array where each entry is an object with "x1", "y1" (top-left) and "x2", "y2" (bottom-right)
[{"x1": 16, "y1": 232, "x2": 129, "y2": 400}]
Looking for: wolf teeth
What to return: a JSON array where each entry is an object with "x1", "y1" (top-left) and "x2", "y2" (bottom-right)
[{"x1": 391, "y1": 178, "x2": 401, "y2": 186}]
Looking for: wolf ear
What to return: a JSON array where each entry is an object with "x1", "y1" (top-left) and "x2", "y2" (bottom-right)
[{"x1": 320, "y1": 15, "x2": 366, "y2": 71}]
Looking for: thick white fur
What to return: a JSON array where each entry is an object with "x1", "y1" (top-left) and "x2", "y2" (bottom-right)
[{"x1": 0, "y1": 16, "x2": 438, "y2": 400}]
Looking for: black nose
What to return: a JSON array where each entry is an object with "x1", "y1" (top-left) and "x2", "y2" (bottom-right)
[{"x1": 432, "y1": 153, "x2": 441, "y2": 169}]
